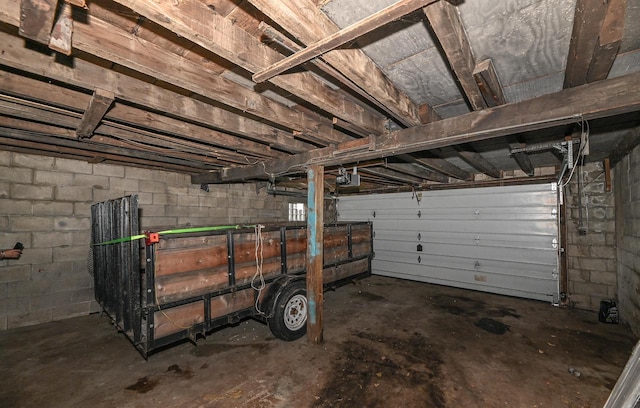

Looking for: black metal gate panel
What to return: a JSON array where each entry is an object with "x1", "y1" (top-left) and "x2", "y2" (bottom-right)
[{"x1": 91, "y1": 195, "x2": 142, "y2": 344}]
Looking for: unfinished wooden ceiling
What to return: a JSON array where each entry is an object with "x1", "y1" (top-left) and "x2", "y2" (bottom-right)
[{"x1": 1, "y1": 0, "x2": 639, "y2": 192}]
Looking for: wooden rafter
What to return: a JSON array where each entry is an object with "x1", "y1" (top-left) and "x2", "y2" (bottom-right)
[
  {"x1": 0, "y1": 28, "x2": 308, "y2": 155},
  {"x1": 247, "y1": 0, "x2": 424, "y2": 127},
  {"x1": 191, "y1": 72, "x2": 640, "y2": 183},
  {"x1": 0, "y1": 70, "x2": 288, "y2": 158},
  {"x1": 564, "y1": 0, "x2": 626, "y2": 88},
  {"x1": 111, "y1": 0, "x2": 388, "y2": 135},
  {"x1": 252, "y1": 0, "x2": 438, "y2": 84},
  {"x1": 456, "y1": 149, "x2": 501, "y2": 179},
  {"x1": 424, "y1": 0, "x2": 486, "y2": 111}
]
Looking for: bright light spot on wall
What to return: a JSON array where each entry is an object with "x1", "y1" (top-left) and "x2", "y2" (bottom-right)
[{"x1": 289, "y1": 202, "x2": 306, "y2": 222}]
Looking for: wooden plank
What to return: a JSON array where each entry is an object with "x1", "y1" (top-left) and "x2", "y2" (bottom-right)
[
  {"x1": 252, "y1": 0, "x2": 438, "y2": 83},
  {"x1": 65, "y1": 0, "x2": 85, "y2": 7},
  {"x1": 0, "y1": 28, "x2": 303, "y2": 155},
  {"x1": 19, "y1": 0, "x2": 57, "y2": 44},
  {"x1": 306, "y1": 165, "x2": 324, "y2": 344},
  {"x1": 191, "y1": 71, "x2": 640, "y2": 183},
  {"x1": 564, "y1": 0, "x2": 609, "y2": 88},
  {"x1": 456, "y1": 149, "x2": 501, "y2": 178},
  {"x1": 111, "y1": 0, "x2": 388, "y2": 135},
  {"x1": 210, "y1": 289, "x2": 254, "y2": 320},
  {"x1": 154, "y1": 301, "x2": 205, "y2": 338},
  {"x1": 587, "y1": 0, "x2": 626, "y2": 82},
  {"x1": 247, "y1": 0, "x2": 424, "y2": 127},
  {"x1": 424, "y1": 0, "x2": 486, "y2": 110},
  {"x1": 398, "y1": 153, "x2": 470, "y2": 180},
  {"x1": 75, "y1": 88, "x2": 115, "y2": 138},
  {"x1": 48, "y1": 0, "x2": 72, "y2": 55},
  {"x1": 473, "y1": 58, "x2": 506, "y2": 108}
]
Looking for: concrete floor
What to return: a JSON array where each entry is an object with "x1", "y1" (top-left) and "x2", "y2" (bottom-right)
[{"x1": 1, "y1": 275, "x2": 637, "y2": 408}]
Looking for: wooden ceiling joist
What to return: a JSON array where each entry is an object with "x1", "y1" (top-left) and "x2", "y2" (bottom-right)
[
  {"x1": 564, "y1": 0, "x2": 626, "y2": 88},
  {"x1": 397, "y1": 153, "x2": 470, "y2": 181},
  {"x1": 111, "y1": 0, "x2": 389, "y2": 135},
  {"x1": 424, "y1": 0, "x2": 486, "y2": 111},
  {"x1": 0, "y1": 70, "x2": 287, "y2": 159},
  {"x1": 247, "y1": 0, "x2": 424, "y2": 127},
  {"x1": 252, "y1": 0, "x2": 438, "y2": 84},
  {"x1": 455, "y1": 149, "x2": 501, "y2": 179},
  {"x1": 192, "y1": 72, "x2": 640, "y2": 183},
  {"x1": 0, "y1": 27, "x2": 310, "y2": 155}
]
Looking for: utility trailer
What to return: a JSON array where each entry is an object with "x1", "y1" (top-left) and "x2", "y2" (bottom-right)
[{"x1": 90, "y1": 195, "x2": 373, "y2": 357}]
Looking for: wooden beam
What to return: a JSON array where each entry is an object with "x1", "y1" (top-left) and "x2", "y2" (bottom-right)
[
  {"x1": 587, "y1": 0, "x2": 626, "y2": 82},
  {"x1": 252, "y1": 0, "x2": 438, "y2": 83},
  {"x1": 65, "y1": 0, "x2": 85, "y2": 7},
  {"x1": 62, "y1": 14, "x2": 348, "y2": 145},
  {"x1": 111, "y1": 0, "x2": 388, "y2": 135},
  {"x1": 306, "y1": 165, "x2": 324, "y2": 344},
  {"x1": 19, "y1": 0, "x2": 58, "y2": 44},
  {"x1": 456, "y1": 149, "x2": 501, "y2": 179},
  {"x1": 0, "y1": 27, "x2": 305, "y2": 154},
  {"x1": 424, "y1": 0, "x2": 486, "y2": 110},
  {"x1": 0, "y1": 69, "x2": 289, "y2": 158},
  {"x1": 473, "y1": 58, "x2": 506, "y2": 108},
  {"x1": 385, "y1": 163, "x2": 450, "y2": 183},
  {"x1": 410, "y1": 156, "x2": 471, "y2": 180},
  {"x1": 247, "y1": 0, "x2": 424, "y2": 126},
  {"x1": 609, "y1": 127, "x2": 640, "y2": 166},
  {"x1": 191, "y1": 71, "x2": 640, "y2": 183},
  {"x1": 75, "y1": 88, "x2": 114, "y2": 138},
  {"x1": 0, "y1": 126, "x2": 213, "y2": 172},
  {"x1": 509, "y1": 142, "x2": 535, "y2": 176},
  {"x1": 0, "y1": 97, "x2": 255, "y2": 165},
  {"x1": 564, "y1": 0, "x2": 625, "y2": 88}
]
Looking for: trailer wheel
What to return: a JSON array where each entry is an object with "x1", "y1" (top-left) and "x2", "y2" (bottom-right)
[{"x1": 268, "y1": 281, "x2": 307, "y2": 341}]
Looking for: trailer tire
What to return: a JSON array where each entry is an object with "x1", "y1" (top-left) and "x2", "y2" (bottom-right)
[{"x1": 267, "y1": 280, "x2": 307, "y2": 341}]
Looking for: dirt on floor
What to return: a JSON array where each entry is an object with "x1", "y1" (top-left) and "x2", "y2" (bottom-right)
[{"x1": 1, "y1": 275, "x2": 637, "y2": 408}]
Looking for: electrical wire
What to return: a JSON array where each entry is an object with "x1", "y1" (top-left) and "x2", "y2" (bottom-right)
[{"x1": 251, "y1": 224, "x2": 266, "y2": 315}]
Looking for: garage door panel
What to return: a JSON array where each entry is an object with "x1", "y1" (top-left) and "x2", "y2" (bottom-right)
[
  {"x1": 339, "y1": 183, "x2": 559, "y2": 303},
  {"x1": 374, "y1": 229, "x2": 556, "y2": 250},
  {"x1": 374, "y1": 260, "x2": 556, "y2": 302}
]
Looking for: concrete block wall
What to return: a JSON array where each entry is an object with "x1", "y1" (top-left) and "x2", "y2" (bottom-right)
[
  {"x1": 0, "y1": 152, "x2": 301, "y2": 330},
  {"x1": 564, "y1": 161, "x2": 617, "y2": 311},
  {"x1": 615, "y1": 143, "x2": 640, "y2": 336}
]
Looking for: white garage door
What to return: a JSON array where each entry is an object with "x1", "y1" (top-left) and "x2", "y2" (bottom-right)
[{"x1": 338, "y1": 183, "x2": 560, "y2": 303}]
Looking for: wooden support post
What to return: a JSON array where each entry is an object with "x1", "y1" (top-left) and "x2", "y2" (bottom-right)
[{"x1": 306, "y1": 165, "x2": 324, "y2": 344}]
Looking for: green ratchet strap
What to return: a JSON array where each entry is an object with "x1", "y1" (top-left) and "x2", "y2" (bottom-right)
[{"x1": 92, "y1": 224, "x2": 255, "y2": 246}]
